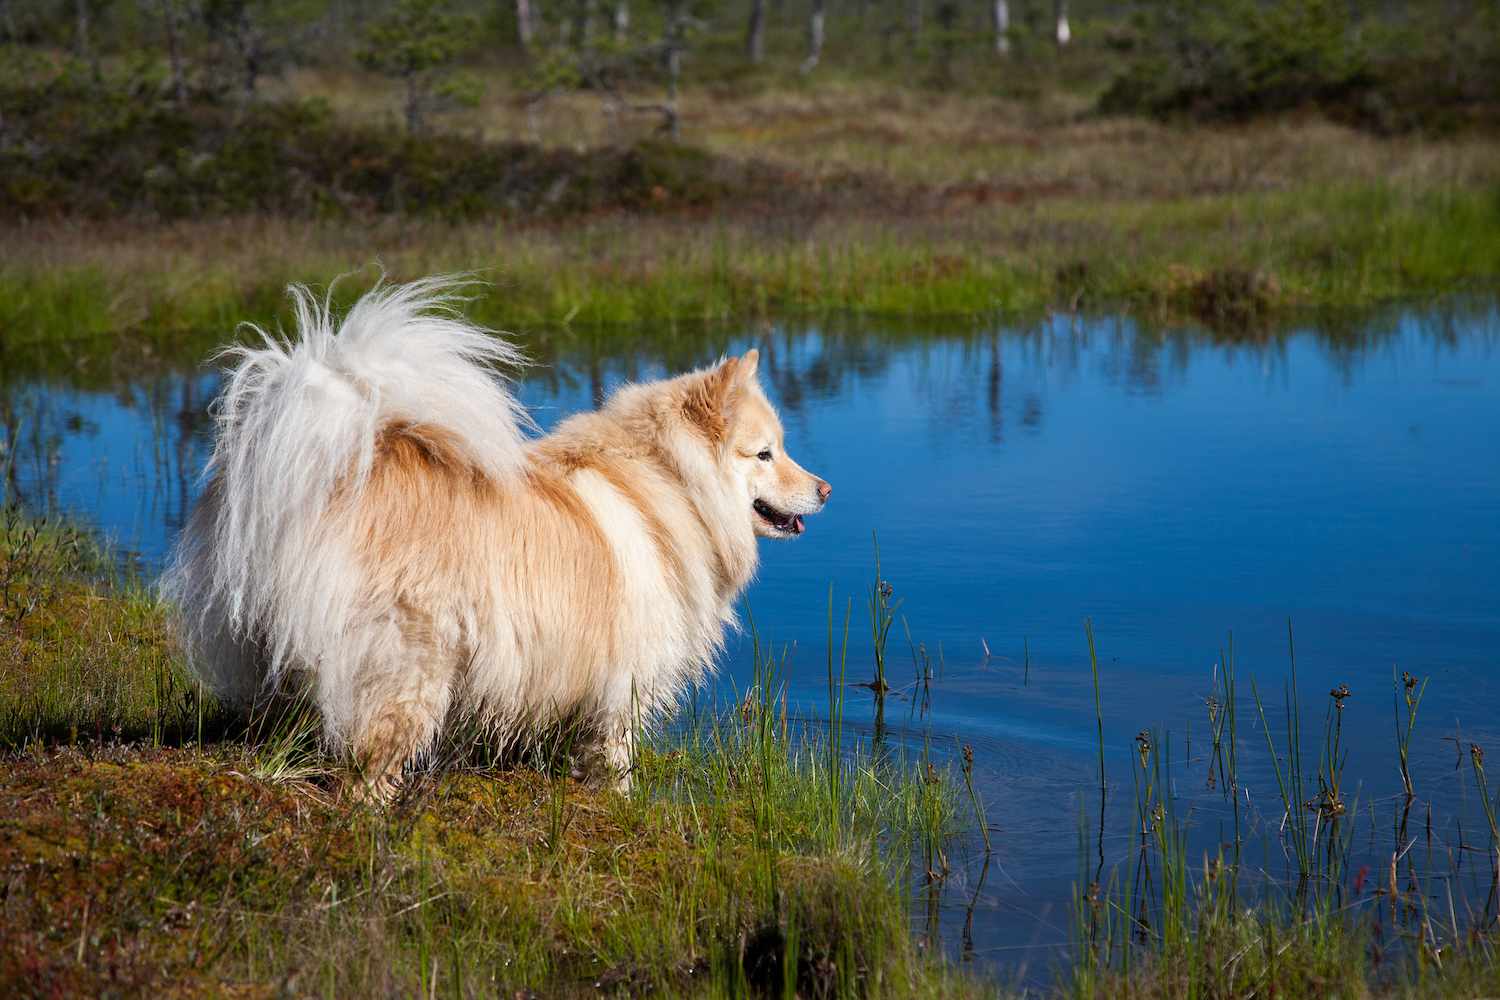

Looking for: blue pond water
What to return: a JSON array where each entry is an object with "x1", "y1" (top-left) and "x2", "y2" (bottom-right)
[{"x1": 7, "y1": 304, "x2": 1500, "y2": 974}]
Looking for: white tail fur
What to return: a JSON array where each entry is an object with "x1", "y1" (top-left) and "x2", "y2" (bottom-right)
[{"x1": 161, "y1": 277, "x2": 530, "y2": 711}]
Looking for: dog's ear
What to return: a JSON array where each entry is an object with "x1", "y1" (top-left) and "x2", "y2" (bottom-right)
[
  {"x1": 710, "y1": 356, "x2": 743, "y2": 407},
  {"x1": 737, "y1": 349, "x2": 760, "y2": 384},
  {"x1": 683, "y1": 357, "x2": 744, "y2": 443}
]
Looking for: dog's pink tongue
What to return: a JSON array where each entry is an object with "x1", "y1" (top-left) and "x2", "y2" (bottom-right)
[{"x1": 792, "y1": 515, "x2": 805, "y2": 534}]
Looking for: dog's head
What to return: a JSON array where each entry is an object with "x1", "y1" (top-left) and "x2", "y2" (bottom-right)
[{"x1": 685, "y1": 349, "x2": 830, "y2": 539}]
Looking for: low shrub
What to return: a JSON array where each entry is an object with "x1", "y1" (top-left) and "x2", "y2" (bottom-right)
[
  {"x1": 1098, "y1": 0, "x2": 1500, "y2": 132},
  {"x1": 0, "y1": 52, "x2": 769, "y2": 221}
]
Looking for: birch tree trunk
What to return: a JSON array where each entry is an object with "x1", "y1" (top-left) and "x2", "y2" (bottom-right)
[
  {"x1": 1054, "y1": 0, "x2": 1070, "y2": 46},
  {"x1": 665, "y1": 44, "x2": 680, "y2": 140},
  {"x1": 514, "y1": 0, "x2": 534, "y2": 47},
  {"x1": 746, "y1": 0, "x2": 765, "y2": 63},
  {"x1": 992, "y1": 0, "x2": 1008, "y2": 55},
  {"x1": 799, "y1": 0, "x2": 825, "y2": 73},
  {"x1": 612, "y1": 0, "x2": 628, "y2": 41},
  {"x1": 663, "y1": 0, "x2": 682, "y2": 140}
]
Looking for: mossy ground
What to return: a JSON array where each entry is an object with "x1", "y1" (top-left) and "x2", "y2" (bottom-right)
[
  {"x1": 1, "y1": 747, "x2": 952, "y2": 997},
  {"x1": 0, "y1": 517, "x2": 979, "y2": 998}
]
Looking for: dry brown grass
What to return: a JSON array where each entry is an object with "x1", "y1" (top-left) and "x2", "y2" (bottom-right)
[
  {"x1": 4, "y1": 73, "x2": 1498, "y2": 352},
  {"x1": 274, "y1": 69, "x2": 1500, "y2": 196}
]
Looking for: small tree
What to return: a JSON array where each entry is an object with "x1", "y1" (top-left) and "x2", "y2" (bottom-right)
[
  {"x1": 199, "y1": 0, "x2": 314, "y2": 99},
  {"x1": 519, "y1": 0, "x2": 714, "y2": 141},
  {"x1": 358, "y1": 0, "x2": 481, "y2": 133}
]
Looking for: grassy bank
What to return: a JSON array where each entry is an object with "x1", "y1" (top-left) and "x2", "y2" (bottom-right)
[
  {"x1": 2, "y1": 746, "x2": 972, "y2": 997},
  {"x1": 5, "y1": 175, "x2": 1498, "y2": 358},
  {"x1": 0, "y1": 508, "x2": 983, "y2": 998},
  {"x1": 4, "y1": 79, "x2": 1500, "y2": 368}
]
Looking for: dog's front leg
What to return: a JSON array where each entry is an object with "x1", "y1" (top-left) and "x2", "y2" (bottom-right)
[{"x1": 602, "y1": 719, "x2": 635, "y2": 794}]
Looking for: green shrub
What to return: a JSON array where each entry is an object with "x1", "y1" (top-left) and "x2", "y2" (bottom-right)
[
  {"x1": 1098, "y1": 0, "x2": 1500, "y2": 130},
  {"x1": 1099, "y1": 0, "x2": 1365, "y2": 120},
  {"x1": 0, "y1": 54, "x2": 766, "y2": 221}
]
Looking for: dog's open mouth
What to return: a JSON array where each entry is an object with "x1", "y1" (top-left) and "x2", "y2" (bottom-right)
[{"x1": 753, "y1": 499, "x2": 805, "y2": 535}]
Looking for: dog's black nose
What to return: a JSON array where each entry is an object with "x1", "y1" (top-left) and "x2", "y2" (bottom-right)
[{"x1": 817, "y1": 480, "x2": 832, "y2": 503}]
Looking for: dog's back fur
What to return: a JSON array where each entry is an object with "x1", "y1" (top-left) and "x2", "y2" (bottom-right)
[{"x1": 163, "y1": 278, "x2": 828, "y2": 796}]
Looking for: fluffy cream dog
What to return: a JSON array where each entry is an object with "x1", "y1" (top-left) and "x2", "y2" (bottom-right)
[{"x1": 163, "y1": 278, "x2": 829, "y2": 798}]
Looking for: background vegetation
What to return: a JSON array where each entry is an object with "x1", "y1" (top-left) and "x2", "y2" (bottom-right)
[
  {"x1": 1, "y1": 0, "x2": 1497, "y2": 332},
  {"x1": 4, "y1": 0, "x2": 1498, "y2": 134}
]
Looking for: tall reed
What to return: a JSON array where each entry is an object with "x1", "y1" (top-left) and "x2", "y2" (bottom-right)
[
  {"x1": 868, "y1": 532, "x2": 897, "y2": 697},
  {"x1": 1251, "y1": 620, "x2": 1313, "y2": 886},
  {"x1": 826, "y1": 584, "x2": 851, "y2": 849},
  {"x1": 1394, "y1": 668, "x2": 1428, "y2": 800}
]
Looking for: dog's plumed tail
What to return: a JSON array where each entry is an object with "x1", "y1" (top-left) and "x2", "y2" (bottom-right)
[{"x1": 161, "y1": 277, "x2": 529, "y2": 712}]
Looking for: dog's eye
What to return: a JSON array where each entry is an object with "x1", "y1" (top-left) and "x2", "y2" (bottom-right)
[{"x1": 757, "y1": 449, "x2": 773, "y2": 462}]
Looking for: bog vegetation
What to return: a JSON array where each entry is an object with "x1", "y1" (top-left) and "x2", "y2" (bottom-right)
[{"x1": 1, "y1": 0, "x2": 1498, "y2": 332}]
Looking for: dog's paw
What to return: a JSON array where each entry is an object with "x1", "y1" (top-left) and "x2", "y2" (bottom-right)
[{"x1": 350, "y1": 770, "x2": 404, "y2": 807}]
